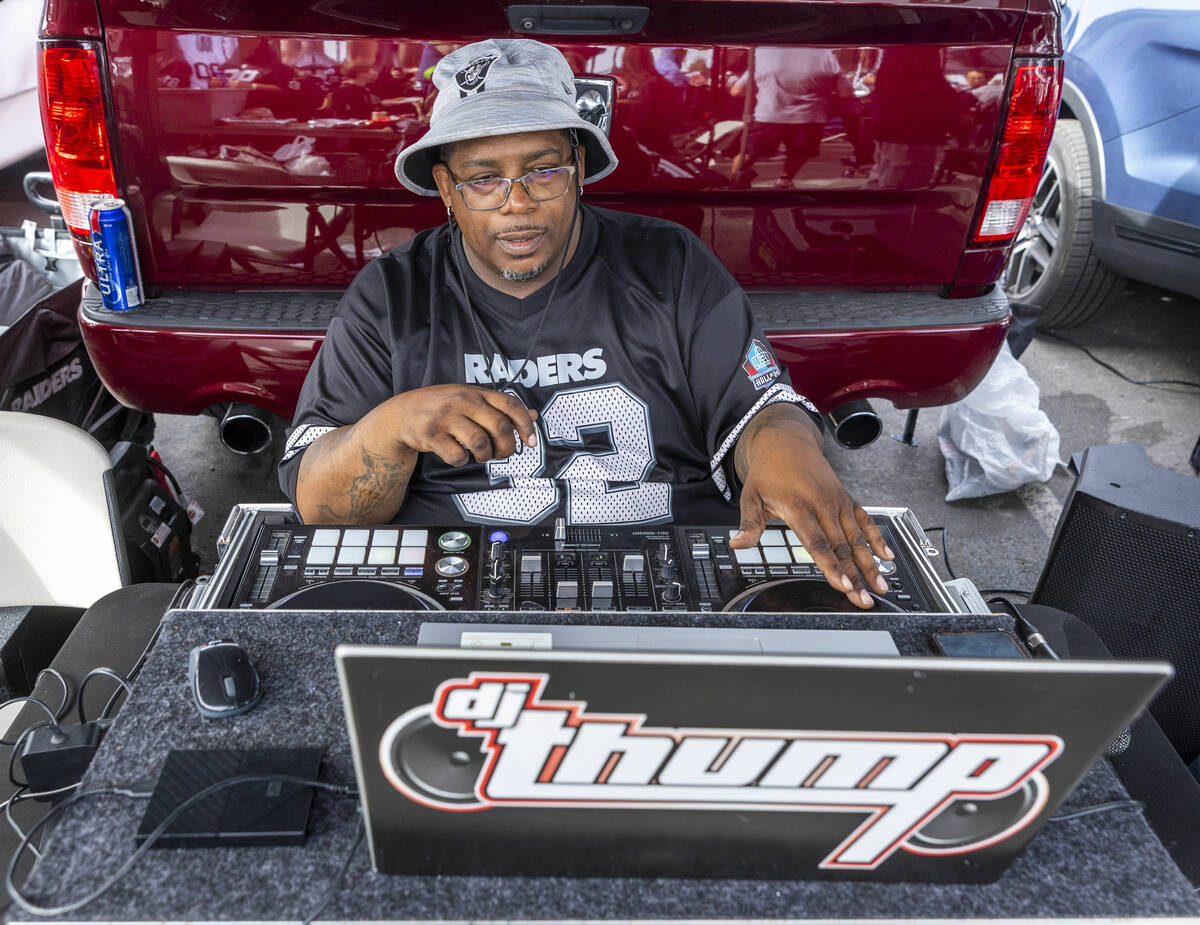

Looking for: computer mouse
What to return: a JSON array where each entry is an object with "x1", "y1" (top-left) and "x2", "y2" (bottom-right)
[{"x1": 188, "y1": 639, "x2": 262, "y2": 719}]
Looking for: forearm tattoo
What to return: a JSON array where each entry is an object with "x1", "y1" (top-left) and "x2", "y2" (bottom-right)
[{"x1": 302, "y1": 428, "x2": 415, "y2": 523}]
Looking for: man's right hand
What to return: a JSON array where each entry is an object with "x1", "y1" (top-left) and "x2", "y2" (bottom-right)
[
  {"x1": 387, "y1": 384, "x2": 538, "y2": 465},
  {"x1": 295, "y1": 384, "x2": 538, "y2": 524}
]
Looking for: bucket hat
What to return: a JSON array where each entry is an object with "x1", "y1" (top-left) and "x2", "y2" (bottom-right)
[{"x1": 393, "y1": 39, "x2": 618, "y2": 196}]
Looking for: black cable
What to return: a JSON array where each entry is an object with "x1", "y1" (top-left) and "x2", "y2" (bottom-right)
[
  {"x1": 98, "y1": 689, "x2": 124, "y2": 724},
  {"x1": 0, "y1": 692, "x2": 67, "y2": 787},
  {"x1": 1049, "y1": 799, "x2": 1142, "y2": 822},
  {"x1": 980, "y1": 588, "x2": 1033, "y2": 598},
  {"x1": 7, "y1": 783, "x2": 151, "y2": 888},
  {"x1": 0, "y1": 698, "x2": 61, "y2": 734},
  {"x1": 302, "y1": 809, "x2": 364, "y2": 925},
  {"x1": 92, "y1": 622, "x2": 167, "y2": 726},
  {"x1": 3, "y1": 787, "x2": 40, "y2": 861},
  {"x1": 145, "y1": 453, "x2": 184, "y2": 498},
  {"x1": 922, "y1": 526, "x2": 957, "y2": 580},
  {"x1": 988, "y1": 595, "x2": 1017, "y2": 616},
  {"x1": 0, "y1": 672, "x2": 73, "y2": 769},
  {"x1": 1039, "y1": 329, "x2": 1200, "y2": 391},
  {"x1": 120, "y1": 618, "x2": 166, "y2": 691},
  {"x1": 6, "y1": 783, "x2": 83, "y2": 806},
  {"x1": 3, "y1": 784, "x2": 84, "y2": 860},
  {"x1": 0, "y1": 688, "x2": 68, "y2": 748},
  {"x1": 6, "y1": 773, "x2": 356, "y2": 917},
  {"x1": 77, "y1": 668, "x2": 133, "y2": 725},
  {"x1": 987, "y1": 596, "x2": 1061, "y2": 659},
  {"x1": 449, "y1": 197, "x2": 580, "y2": 398},
  {"x1": 39, "y1": 669, "x2": 73, "y2": 722},
  {"x1": 938, "y1": 529, "x2": 956, "y2": 580}
]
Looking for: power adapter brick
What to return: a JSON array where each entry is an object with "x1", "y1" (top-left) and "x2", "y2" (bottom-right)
[{"x1": 21, "y1": 723, "x2": 102, "y2": 799}]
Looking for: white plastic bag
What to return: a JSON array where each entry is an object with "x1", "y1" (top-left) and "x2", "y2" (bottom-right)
[
  {"x1": 270, "y1": 136, "x2": 330, "y2": 177},
  {"x1": 285, "y1": 154, "x2": 332, "y2": 177},
  {"x1": 937, "y1": 341, "x2": 1063, "y2": 501},
  {"x1": 272, "y1": 135, "x2": 316, "y2": 162}
]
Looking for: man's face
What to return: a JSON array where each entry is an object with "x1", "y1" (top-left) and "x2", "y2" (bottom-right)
[{"x1": 433, "y1": 130, "x2": 583, "y2": 295}]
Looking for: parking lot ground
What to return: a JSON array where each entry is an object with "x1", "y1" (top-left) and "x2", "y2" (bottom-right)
[{"x1": 151, "y1": 280, "x2": 1199, "y2": 597}]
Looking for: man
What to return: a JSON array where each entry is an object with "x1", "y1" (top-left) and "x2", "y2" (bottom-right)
[
  {"x1": 279, "y1": 39, "x2": 892, "y2": 609},
  {"x1": 729, "y1": 47, "x2": 841, "y2": 189}
]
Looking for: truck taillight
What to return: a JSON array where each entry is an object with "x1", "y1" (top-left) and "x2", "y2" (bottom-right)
[
  {"x1": 974, "y1": 60, "x2": 1062, "y2": 243},
  {"x1": 38, "y1": 43, "x2": 118, "y2": 235}
]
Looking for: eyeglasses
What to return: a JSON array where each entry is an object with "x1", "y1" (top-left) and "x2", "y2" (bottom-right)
[{"x1": 449, "y1": 165, "x2": 577, "y2": 211}]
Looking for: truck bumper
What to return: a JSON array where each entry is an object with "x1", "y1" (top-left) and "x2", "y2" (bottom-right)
[{"x1": 78, "y1": 283, "x2": 1009, "y2": 418}]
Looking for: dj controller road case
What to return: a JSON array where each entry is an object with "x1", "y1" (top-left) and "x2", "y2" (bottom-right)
[{"x1": 186, "y1": 503, "x2": 985, "y2": 615}]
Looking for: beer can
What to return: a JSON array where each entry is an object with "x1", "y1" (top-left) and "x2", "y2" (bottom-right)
[{"x1": 89, "y1": 197, "x2": 144, "y2": 311}]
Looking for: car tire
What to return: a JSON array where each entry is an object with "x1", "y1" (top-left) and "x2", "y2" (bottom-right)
[{"x1": 1003, "y1": 119, "x2": 1124, "y2": 328}]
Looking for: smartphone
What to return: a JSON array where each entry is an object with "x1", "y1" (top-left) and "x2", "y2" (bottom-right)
[{"x1": 932, "y1": 630, "x2": 1027, "y2": 659}]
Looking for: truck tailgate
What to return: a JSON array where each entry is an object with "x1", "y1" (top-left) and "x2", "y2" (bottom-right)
[{"x1": 95, "y1": 0, "x2": 1025, "y2": 292}]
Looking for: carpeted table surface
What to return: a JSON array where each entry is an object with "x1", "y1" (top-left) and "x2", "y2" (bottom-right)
[{"x1": 13, "y1": 609, "x2": 1200, "y2": 921}]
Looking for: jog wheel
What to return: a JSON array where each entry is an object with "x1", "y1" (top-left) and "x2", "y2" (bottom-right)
[
  {"x1": 386, "y1": 711, "x2": 486, "y2": 805},
  {"x1": 723, "y1": 578, "x2": 903, "y2": 613},
  {"x1": 267, "y1": 579, "x2": 443, "y2": 610},
  {"x1": 907, "y1": 779, "x2": 1041, "y2": 851}
]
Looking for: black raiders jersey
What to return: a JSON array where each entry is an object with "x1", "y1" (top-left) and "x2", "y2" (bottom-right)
[{"x1": 279, "y1": 205, "x2": 819, "y2": 526}]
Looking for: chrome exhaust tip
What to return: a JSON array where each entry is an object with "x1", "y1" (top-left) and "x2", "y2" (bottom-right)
[
  {"x1": 219, "y1": 403, "x2": 273, "y2": 455},
  {"x1": 825, "y1": 399, "x2": 882, "y2": 449}
]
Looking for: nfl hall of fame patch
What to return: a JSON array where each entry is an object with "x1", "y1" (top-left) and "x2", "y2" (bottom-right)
[{"x1": 742, "y1": 338, "x2": 781, "y2": 390}]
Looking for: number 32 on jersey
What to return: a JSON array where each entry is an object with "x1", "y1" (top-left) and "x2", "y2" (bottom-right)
[{"x1": 454, "y1": 383, "x2": 672, "y2": 525}]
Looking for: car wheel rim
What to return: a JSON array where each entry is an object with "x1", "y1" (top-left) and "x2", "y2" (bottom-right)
[{"x1": 1003, "y1": 155, "x2": 1062, "y2": 300}]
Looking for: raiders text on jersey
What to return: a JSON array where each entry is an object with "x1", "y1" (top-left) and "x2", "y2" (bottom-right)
[{"x1": 464, "y1": 349, "x2": 607, "y2": 389}]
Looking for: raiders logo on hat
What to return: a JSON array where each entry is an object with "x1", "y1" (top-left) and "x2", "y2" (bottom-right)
[{"x1": 456, "y1": 54, "x2": 498, "y2": 98}]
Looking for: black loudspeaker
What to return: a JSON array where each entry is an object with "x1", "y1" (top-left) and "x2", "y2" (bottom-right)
[{"x1": 1031, "y1": 443, "x2": 1200, "y2": 764}]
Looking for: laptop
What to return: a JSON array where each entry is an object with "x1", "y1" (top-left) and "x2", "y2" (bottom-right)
[{"x1": 336, "y1": 643, "x2": 1169, "y2": 883}]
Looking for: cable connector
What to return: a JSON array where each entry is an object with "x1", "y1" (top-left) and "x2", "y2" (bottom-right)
[{"x1": 20, "y1": 722, "x2": 102, "y2": 800}]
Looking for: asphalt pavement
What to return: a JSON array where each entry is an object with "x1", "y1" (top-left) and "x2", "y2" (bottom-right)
[{"x1": 3, "y1": 150, "x2": 1198, "y2": 599}]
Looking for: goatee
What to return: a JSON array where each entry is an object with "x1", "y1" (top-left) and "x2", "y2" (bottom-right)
[{"x1": 501, "y1": 260, "x2": 550, "y2": 282}]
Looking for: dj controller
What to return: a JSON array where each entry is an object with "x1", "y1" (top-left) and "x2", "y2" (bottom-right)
[{"x1": 188, "y1": 504, "x2": 984, "y2": 614}]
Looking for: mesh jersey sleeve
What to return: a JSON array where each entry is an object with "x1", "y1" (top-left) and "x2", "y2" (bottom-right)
[
  {"x1": 677, "y1": 251, "x2": 822, "y2": 503},
  {"x1": 277, "y1": 264, "x2": 396, "y2": 505}
]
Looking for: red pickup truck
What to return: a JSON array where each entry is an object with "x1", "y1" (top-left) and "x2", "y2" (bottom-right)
[{"x1": 37, "y1": 0, "x2": 1060, "y2": 451}]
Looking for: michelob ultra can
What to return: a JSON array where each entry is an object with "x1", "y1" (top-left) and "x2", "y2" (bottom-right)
[{"x1": 89, "y1": 197, "x2": 144, "y2": 311}]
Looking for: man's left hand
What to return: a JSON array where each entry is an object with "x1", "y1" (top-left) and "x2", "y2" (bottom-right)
[{"x1": 728, "y1": 403, "x2": 893, "y2": 610}]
